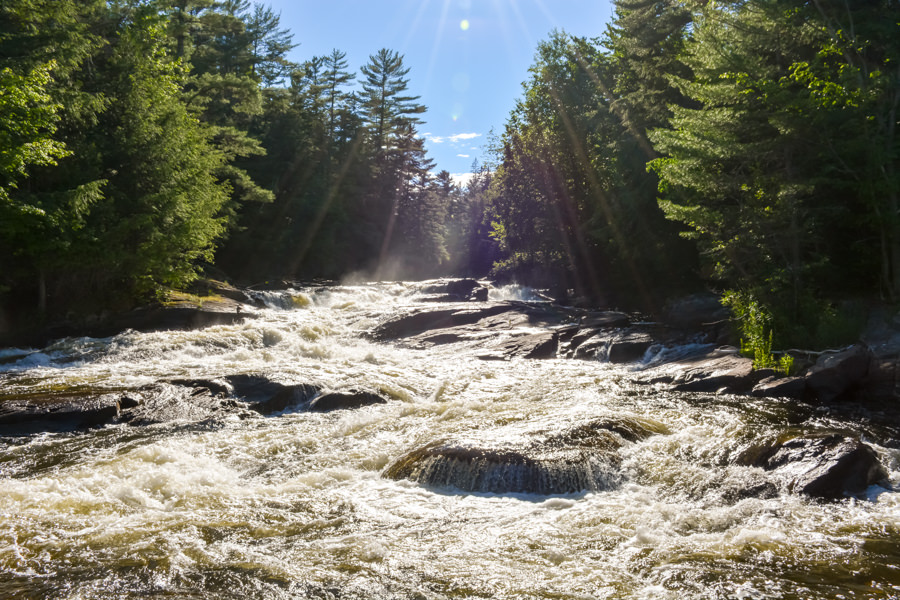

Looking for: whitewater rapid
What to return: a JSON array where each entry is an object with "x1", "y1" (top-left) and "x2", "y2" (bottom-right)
[{"x1": 1, "y1": 281, "x2": 898, "y2": 599}]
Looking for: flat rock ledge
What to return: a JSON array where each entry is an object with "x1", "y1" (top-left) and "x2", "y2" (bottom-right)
[
  {"x1": 371, "y1": 301, "x2": 898, "y2": 403},
  {"x1": 0, "y1": 374, "x2": 391, "y2": 434},
  {"x1": 1, "y1": 296, "x2": 254, "y2": 349},
  {"x1": 635, "y1": 344, "x2": 898, "y2": 403}
]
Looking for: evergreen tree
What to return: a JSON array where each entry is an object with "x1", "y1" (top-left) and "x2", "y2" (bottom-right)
[
  {"x1": 246, "y1": 3, "x2": 296, "y2": 86},
  {"x1": 605, "y1": 0, "x2": 694, "y2": 143},
  {"x1": 322, "y1": 49, "x2": 356, "y2": 142},
  {"x1": 359, "y1": 48, "x2": 426, "y2": 151}
]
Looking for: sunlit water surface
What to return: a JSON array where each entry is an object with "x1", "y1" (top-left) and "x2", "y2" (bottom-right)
[{"x1": 1, "y1": 281, "x2": 898, "y2": 599}]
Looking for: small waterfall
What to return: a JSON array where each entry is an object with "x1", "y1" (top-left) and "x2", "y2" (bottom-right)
[{"x1": 384, "y1": 417, "x2": 668, "y2": 495}]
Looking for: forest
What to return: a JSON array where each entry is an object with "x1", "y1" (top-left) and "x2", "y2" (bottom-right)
[{"x1": 1, "y1": 0, "x2": 898, "y2": 352}]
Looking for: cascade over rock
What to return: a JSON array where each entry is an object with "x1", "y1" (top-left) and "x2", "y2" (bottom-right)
[{"x1": 384, "y1": 417, "x2": 669, "y2": 495}]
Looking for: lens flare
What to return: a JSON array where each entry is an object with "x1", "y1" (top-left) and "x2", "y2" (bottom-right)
[{"x1": 460, "y1": 19, "x2": 470, "y2": 31}]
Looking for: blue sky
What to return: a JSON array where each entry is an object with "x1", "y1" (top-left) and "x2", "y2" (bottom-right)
[{"x1": 264, "y1": 0, "x2": 615, "y2": 183}]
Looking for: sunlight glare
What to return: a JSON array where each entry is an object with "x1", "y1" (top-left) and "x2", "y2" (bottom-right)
[{"x1": 460, "y1": 19, "x2": 470, "y2": 31}]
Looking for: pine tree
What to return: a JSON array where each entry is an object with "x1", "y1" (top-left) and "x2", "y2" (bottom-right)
[
  {"x1": 605, "y1": 0, "x2": 694, "y2": 142},
  {"x1": 322, "y1": 49, "x2": 356, "y2": 142},
  {"x1": 246, "y1": 3, "x2": 296, "y2": 86},
  {"x1": 359, "y1": 48, "x2": 426, "y2": 151}
]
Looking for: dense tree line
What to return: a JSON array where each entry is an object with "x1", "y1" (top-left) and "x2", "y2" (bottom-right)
[
  {"x1": 1, "y1": 0, "x2": 487, "y2": 321},
  {"x1": 2, "y1": 0, "x2": 897, "y2": 350},
  {"x1": 486, "y1": 0, "x2": 899, "y2": 345}
]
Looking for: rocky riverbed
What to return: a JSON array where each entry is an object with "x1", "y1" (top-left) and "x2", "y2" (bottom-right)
[{"x1": 1, "y1": 279, "x2": 898, "y2": 599}]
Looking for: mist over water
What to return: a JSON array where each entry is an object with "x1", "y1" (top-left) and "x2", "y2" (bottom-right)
[{"x1": 1, "y1": 281, "x2": 898, "y2": 599}]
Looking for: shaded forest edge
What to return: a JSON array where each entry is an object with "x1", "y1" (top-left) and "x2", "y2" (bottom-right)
[{"x1": 2, "y1": 0, "x2": 899, "y2": 362}]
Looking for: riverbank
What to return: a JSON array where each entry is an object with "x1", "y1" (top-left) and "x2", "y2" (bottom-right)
[{"x1": 3, "y1": 279, "x2": 898, "y2": 408}]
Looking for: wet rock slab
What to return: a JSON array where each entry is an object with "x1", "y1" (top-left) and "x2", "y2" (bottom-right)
[
  {"x1": 751, "y1": 375, "x2": 807, "y2": 400},
  {"x1": 0, "y1": 373, "x2": 391, "y2": 434},
  {"x1": 639, "y1": 347, "x2": 760, "y2": 393},
  {"x1": 0, "y1": 392, "x2": 122, "y2": 433},
  {"x1": 373, "y1": 301, "x2": 644, "y2": 364}
]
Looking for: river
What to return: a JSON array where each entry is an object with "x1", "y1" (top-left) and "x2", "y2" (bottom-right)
[{"x1": 1, "y1": 281, "x2": 898, "y2": 599}]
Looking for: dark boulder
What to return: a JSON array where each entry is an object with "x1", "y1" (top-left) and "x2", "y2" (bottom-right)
[
  {"x1": 468, "y1": 286, "x2": 489, "y2": 302},
  {"x1": 572, "y1": 333, "x2": 609, "y2": 360},
  {"x1": 751, "y1": 376, "x2": 808, "y2": 400},
  {"x1": 370, "y1": 304, "x2": 514, "y2": 341},
  {"x1": 608, "y1": 332, "x2": 654, "y2": 363},
  {"x1": 751, "y1": 434, "x2": 887, "y2": 499},
  {"x1": 662, "y1": 294, "x2": 728, "y2": 329},
  {"x1": 224, "y1": 374, "x2": 319, "y2": 415},
  {"x1": 167, "y1": 378, "x2": 233, "y2": 397},
  {"x1": 420, "y1": 279, "x2": 488, "y2": 302},
  {"x1": 0, "y1": 392, "x2": 120, "y2": 433},
  {"x1": 422, "y1": 279, "x2": 481, "y2": 296},
  {"x1": 383, "y1": 416, "x2": 667, "y2": 495},
  {"x1": 864, "y1": 358, "x2": 900, "y2": 402},
  {"x1": 564, "y1": 327, "x2": 602, "y2": 354},
  {"x1": 806, "y1": 345, "x2": 870, "y2": 402},
  {"x1": 308, "y1": 390, "x2": 388, "y2": 412}
]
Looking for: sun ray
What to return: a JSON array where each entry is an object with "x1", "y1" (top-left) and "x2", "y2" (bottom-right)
[
  {"x1": 423, "y1": 0, "x2": 452, "y2": 94},
  {"x1": 401, "y1": 0, "x2": 433, "y2": 56}
]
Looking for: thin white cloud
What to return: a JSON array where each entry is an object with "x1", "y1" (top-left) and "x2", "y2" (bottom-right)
[
  {"x1": 422, "y1": 132, "x2": 482, "y2": 145},
  {"x1": 457, "y1": 153, "x2": 470, "y2": 158},
  {"x1": 449, "y1": 133, "x2": 481, "y2": 143}
]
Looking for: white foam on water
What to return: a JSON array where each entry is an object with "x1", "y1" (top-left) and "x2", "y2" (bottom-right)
[{"x1": 0, "y1": 281, "x2": 898, "y2": 599}]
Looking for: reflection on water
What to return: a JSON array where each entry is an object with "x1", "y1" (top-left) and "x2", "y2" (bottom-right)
[{"x1": 1, "y1": 280, "x2": 898, "y2": 599}]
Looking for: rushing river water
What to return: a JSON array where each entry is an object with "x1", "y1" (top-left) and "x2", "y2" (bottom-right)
[{"x1": 1, "y1": 281, "x2": 899, "y2": 599}]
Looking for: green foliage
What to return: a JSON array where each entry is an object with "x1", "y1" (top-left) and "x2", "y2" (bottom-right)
[
  {"x1": 0, "y1": 63, "x2": 69, "y2": 202},
  {"x1": 487, "y1": 31, "x2": 696, "y2": 305},
  {"x1": 2, "y1": 0, "x2": 896, "y2": 345},
  {"x1": 722, "y1": 290, "x2": 792, "y2": 374}
]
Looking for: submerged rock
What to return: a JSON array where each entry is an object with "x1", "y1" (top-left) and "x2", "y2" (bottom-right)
[
  {"x1": 117, "y1": 383, "x2": 229, "y2": 426},
  {"x1": 384, "y1": 416, "x2": 668, "y2": 495},
  {"x1": 308, "y1": 390, "x2": 388, "y2": 412},
  {"x1": 749, "y1": 434, "x2": 887, "y2": 499},
  {"x1": 865, "y1": 357, "x2": 900, "y2": 402}
]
